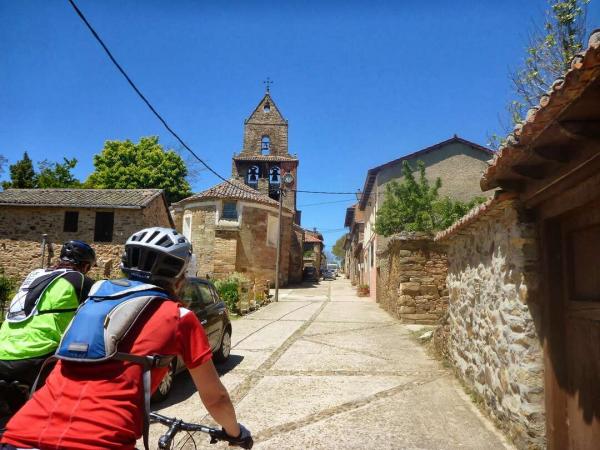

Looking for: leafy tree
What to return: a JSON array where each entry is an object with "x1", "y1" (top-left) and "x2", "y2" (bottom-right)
[
  {"x1": 433, "y1": 195, "x2": 487, "y2": 231},
  {"x1": 2, "y1": 152, "x2": 36, "y2": 189},
  {"x1": 36, "y1": 158, "x2": 81, "y2": 188},
  {"x1": 85, "y1": 136, "x2": 192, "y2": 203},
  {"x1": 332, "y1": 235, "x2": 346, "y2": 264},
  {"x1": 374, "y1": 160, "x2": 485, "y2": 236},
  {"x1": 489, "y1": 0, "x2": 590, "y2": 147}
]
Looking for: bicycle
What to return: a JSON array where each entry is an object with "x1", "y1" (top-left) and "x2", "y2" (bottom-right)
[{"x1": 150, "y1": 412, "x2": 253, "y2": 450}]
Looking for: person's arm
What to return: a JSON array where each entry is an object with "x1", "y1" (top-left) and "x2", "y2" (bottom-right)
[{"x1": 188, "y1": 361, "x2": 240, "y2": 437}]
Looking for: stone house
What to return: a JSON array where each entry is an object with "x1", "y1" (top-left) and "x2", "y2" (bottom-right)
[
  {"x1": 171, "y1": 90, "x2": 304, "y2": 286},
  {"x1": 435, "y1": 31, "x2": 600, "y2": 449},
  {"x1": 302, "y1": 229, "x2": 324, "y2": 276},
  {"x1": 0, "y1": 188, "x2": 173, "y2": 279},
  {"x1": 349, "y1": 136, "x2": 493, "y2": 298},
  {"x1": 343, "y1": 203, "x2": 364, "y2": 285}
]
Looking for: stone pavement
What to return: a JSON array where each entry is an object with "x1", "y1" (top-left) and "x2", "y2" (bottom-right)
[{"x1": 148, "y1": 278, "x2": 513, "y2": 449}]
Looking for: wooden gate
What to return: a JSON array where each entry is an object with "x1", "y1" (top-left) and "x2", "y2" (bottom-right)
[{"x1": 544, "y1": 200, "x2": 600, "y2": 449}]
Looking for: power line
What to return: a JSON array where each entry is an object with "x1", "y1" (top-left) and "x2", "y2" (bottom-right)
[
  {"x1": 295, "y1": 190, "x2": 360, "y2": 195},
  {"x1": 298, "y1": 198, "x2": 356, "y2": 207},
  {"x1": 67, "y1": 0, "x2": 361, "y2": 197}
]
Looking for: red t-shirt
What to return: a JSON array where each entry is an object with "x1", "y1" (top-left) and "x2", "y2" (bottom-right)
[{"x1": 2, "y1": 299, "x2": 212, "y2": 450}]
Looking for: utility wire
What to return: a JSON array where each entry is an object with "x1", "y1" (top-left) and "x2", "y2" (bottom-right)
[
  {"x1": 67, "y1": 0, "x2": 361, "y2": 197},
  {"x1": 298, "y1": 198, "x2": 356, "y2": 207}
]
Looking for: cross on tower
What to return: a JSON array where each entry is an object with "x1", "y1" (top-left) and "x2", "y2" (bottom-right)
[{"x1": 263, "y1": 77, "x2": 273, "y2": 93}]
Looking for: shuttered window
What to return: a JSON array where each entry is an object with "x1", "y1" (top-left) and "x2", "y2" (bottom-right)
[{"x1": 94, "y1": 212, "x2": 114, "y2": 242}]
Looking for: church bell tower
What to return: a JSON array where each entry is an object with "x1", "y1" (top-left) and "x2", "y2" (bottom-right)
[{"x1": 232, "y1": 87, "x2": 299, "y2": 214}]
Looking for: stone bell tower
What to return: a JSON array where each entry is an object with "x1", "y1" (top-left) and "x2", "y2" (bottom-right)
[{"x1": 232, "y1": 88, "x2": 299, "y2": 214}]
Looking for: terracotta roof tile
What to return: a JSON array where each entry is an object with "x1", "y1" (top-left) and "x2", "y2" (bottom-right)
[
  {"x1": 482, "y1": 29, "x2": 600, "y2": 191},
  {"x1": 0, "y1": 189, "x2": 164, "y2": 208},
  {"x1": 176, "y1": 179, "x2": 281, "y2": 208}
]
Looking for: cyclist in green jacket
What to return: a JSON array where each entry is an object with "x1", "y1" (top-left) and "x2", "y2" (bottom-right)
[{"x1": 0, "y1": 240, "x2": 96, "y2": 386}]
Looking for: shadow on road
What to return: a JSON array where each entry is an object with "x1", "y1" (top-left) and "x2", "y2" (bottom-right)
[
  {"x1": 151, "y1": 354, "x2": 245, "y2": 409},
  {"x1": 216, "y1": 354, "x2": 244, "y2": 376}
]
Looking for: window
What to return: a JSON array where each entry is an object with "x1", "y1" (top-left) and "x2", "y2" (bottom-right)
[
  {"x1": 261, "y1": 136, "x2": 270, "y2": 154},
  {"x1": 263, "y1": 102, "x2": 271, "y2": 113},
  {"x1": 370, "y1": 242, "x2": 374, "y2": 267},
  {"x1": 63, "y1": 211, "x2": 79, "y2": 232},
  {"x1": 183, "y1": 214, "x2": 192, "y2": 240},
  {"x1": 181, "y1": 283, "x2": 201, "y2": 308},
  {"x1": 198, "y1": 283, "x2": 215, "y2": 307},
  {"x1": 222, "y1": 201, "x2": 238, "y2": 220},
  {"x1": 247, "y1": 165, "x2": 260, "y2": 187},
  {"x1": 94, "y1": 211, "x2": 114, "y2": 242}
]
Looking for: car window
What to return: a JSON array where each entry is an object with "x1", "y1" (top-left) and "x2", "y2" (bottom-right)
[
  {"x1": 197, "y1": 283, "x2": 215, "y2": 307},
  {"x1": 209, "y1": 285, "x2": 221, "y2": 303},
  {"x1": 181, "y1": 283, "x2": 201, "y2": 308}
]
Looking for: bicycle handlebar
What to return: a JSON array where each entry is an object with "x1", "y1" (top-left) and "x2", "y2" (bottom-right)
[{"x1": 149, "y1": 412, "x2": 253, "y2": 449}]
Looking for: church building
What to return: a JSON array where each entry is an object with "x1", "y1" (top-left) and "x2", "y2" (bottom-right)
[{"x1": 171, "y1": 89, "x2": 304, "y2": 286}]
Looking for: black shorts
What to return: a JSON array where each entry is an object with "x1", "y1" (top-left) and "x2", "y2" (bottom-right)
[{"x1": 0, "y1": 353, "x2": 55, "y2": 386}]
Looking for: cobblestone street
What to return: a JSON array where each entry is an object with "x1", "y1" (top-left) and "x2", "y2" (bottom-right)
[{"x1": 149, "y1": 278, "x2": 513, "y2": 449}]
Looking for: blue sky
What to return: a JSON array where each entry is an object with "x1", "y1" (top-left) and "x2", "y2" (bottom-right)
[{"x1": 1, "y1": 1, "x2": 599, "y2": 251}]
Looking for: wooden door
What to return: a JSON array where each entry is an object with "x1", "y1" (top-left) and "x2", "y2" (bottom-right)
[{"x1": 559, "y1": 201, "x2": 600, "y2": 449}]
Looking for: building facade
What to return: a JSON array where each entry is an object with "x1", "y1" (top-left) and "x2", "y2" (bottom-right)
[
  {"x1": 302, "y1": 229, "x2": 324, "y2": 277},
  {"x1": 350, "y1": 136, "x2": 493, "y2": 298},
  {"x1": 0, "y1": 189, "x2": 173, "y2": 279}
]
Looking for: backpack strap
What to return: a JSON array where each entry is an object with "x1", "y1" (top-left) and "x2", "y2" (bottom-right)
[{"x1": 115, "y1": 353, "x2": 174, "y2": 450}]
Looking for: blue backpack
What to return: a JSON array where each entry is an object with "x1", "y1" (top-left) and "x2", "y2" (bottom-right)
[{"x1": 50, "y1": 278, "x2": 175, "y2": 450}]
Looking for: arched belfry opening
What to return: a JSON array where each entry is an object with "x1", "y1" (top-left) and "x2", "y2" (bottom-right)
[
  {"x1": 247, "y1": 165, "x2": 260, "y2": 188},
  {"x1": 261, "y1": 136, "x2": 271, "y2": 154},
  {"x1": 263, "y1": 102, "x2": 271, "y2": 113},
  {"x1": 269, "y1": 166, "x2": 281, "y2": 201}
]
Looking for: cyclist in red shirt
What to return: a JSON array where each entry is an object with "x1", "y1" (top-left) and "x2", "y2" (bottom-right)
[{"x1": 0, "y1": 227, "x2": 252, "y2": 450}]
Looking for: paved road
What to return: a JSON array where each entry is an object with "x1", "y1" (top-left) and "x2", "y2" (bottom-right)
[{"x1": 148, "y1": 278, "x2": 512, "y2": 449}]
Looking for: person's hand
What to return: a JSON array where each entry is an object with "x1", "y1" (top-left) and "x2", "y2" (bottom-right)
[{"x1": 223, "y1": 423, "x2": 253, "y2": 449}]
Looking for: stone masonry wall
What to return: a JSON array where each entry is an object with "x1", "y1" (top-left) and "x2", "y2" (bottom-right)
[
  {"x1": 173, "y1": 201, "x2": 296, "y2": 286},
  {"x1": 236, "y1": 206, "x2": 292, "y2": 286},
  {"x1": 0, "y1": 198, "x2": 171, "y2": 280},
  {"x1": 376, "y1": 232, "x2": 448, "y2": 324},
  {"x1": 443, "y1": 201, "x2": 544, "y2": 449}
]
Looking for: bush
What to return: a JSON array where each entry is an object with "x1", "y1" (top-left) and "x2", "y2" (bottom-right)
[
  {"x1": 0, "y1": 271, "x2": 16, "y2": 322},
  {"x1": 214, "y1": 272, "x2": 250, "y2": 314},
  {"x1": 357, "y1": 284, "x2": 370, "y2": 297}
]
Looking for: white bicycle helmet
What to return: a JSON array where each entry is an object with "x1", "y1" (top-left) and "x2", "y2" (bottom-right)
[{"x1": 121, "y1": 227, "x2": 192, "y2": 282}]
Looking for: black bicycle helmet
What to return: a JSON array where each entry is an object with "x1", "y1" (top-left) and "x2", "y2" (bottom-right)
[
  {"x1": 121, "y1": 227, "x2": 192, "y2": 282},
  {"x1": 60, "y1": 240, "x2": 96, "y2": 267}
]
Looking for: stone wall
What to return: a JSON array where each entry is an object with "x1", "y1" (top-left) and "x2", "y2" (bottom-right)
[
  {"x1": 441, "y1": 200, "x2": 544, "y2": 449},
  {"x1": 242, "y1": 95, "x2": 288, "y2": 157},
  {"x1": 0, "y1": 198, "x2": 172, "y2": 280},
  {"x1": 288, "y1": 225, "x2": 304, "y2": 283},
  {"x1": 376, "y1": 232, "x2": 448, "y2": 324},
  {"x1": 173, "y1": 200, "x2": 297, "y2": 286}
]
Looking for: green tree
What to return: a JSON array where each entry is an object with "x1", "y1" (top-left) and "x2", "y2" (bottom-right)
[
  {"x1": 0, "y1": 154, "x2": 6, "y2": 175},
  {"x1": 332, "y1": 235, "x2": 346, "y2": 264},
  {"x1": 489, "y1": 0, "x2": 590, "y2": 146},
  {"x1": 36, "y1": 158, "x2": 81, "y2": 188},
  {"x1": 85, "y1": 136, "x2": 192, "y2": 203},
  {"x1": 374, "y1": 160, "x2": 485, "y2": 236},
  {"x1": 2, "y1": 152, "x2": 36, "y2": 189},
  {"x1": 432, "y1": 195, "x2": 487, "y2": 231}
]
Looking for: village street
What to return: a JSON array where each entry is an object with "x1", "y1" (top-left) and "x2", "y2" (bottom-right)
[{"x1": 148, "y1": 278, "x2": 512, "y2": 450}]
